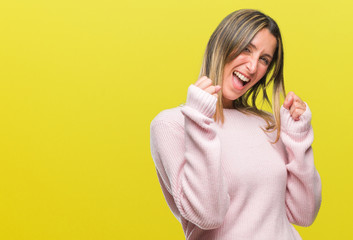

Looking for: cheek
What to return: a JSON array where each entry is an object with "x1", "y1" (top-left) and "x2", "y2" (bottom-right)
[{"x1": 257, "y1": 66, "x2": 269, "y2": 81}]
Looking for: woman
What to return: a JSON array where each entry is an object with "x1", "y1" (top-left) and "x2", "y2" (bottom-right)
[{"x1": 150, "y1": 9, "x2": 321, "y2": 240}]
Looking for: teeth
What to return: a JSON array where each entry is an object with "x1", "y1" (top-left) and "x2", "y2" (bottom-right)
[{"x1": 233, "y1": 71, "x2": 250, "y2": 82}]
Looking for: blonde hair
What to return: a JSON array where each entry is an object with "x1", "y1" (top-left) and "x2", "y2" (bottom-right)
[{"x1": 199, "y1": 9, "x2": 285, "y2": 143}]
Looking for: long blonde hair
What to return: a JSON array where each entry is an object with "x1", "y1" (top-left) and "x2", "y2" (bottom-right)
[{"x1": 199, "y1": 9, "x2": 285, "y2": 143}]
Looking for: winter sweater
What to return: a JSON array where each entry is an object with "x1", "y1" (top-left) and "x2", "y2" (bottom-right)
[{"x1": 150, "y1": 84, "x2": 322, "y2": 240}]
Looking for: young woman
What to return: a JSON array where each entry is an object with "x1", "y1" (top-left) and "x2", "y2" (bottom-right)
[{"x1": 150, "y1": 9, "x2": 321, "y2": 240}]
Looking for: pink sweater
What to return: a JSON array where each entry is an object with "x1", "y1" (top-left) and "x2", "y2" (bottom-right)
[{"x1": 150, "y1": 85, "x2": 322, "y2": 240}]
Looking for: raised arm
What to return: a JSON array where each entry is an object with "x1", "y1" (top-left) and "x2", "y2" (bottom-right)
[
  {"x1": 281, "y1": 92, "x2": 322, "y2": 226},
  {"x1": 150, "y1": 83, "x2": 230, "y2": 230}
]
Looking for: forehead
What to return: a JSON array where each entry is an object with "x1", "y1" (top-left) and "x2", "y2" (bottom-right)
[{"x1": 250, "y1": 28, "x2": 277, "y2": 56}]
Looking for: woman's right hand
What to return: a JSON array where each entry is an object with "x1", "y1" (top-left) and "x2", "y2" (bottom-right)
[{"x1": 194, "y1": 76, "x2": 222, "y2": 98}]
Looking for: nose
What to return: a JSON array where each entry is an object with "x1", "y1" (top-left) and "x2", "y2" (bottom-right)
[{"x1": 246, "y1": 56, "x2": 258, "y2": 74}]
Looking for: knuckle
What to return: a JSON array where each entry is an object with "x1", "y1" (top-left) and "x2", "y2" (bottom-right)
[
  {"x1": 294, "y1": 97, "x2": 302, "y2": 103},
  {"x1": 294, "y1": 109, "x2": 302, "y2": 115},
  {"x1": 204, "y1": 86, "x2": 212, "y2": 93}
]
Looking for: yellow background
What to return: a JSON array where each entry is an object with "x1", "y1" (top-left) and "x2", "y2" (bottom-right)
[{"x1": 0, "y1": 0, "x2": 352, "y2": 239}]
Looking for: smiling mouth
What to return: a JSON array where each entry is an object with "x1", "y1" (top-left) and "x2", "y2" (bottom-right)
[{"x1": 233, "y1": 71, "x2": 251, "y2": 87}]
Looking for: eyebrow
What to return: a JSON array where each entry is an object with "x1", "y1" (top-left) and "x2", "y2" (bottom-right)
[{"x1": 248, "y1": 43, "x2": 273, "y2": 59}]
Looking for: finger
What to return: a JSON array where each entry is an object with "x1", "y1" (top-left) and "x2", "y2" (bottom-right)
[
  {"x1": 214, "y1": 85, "x2": 221, "y2": 93},
  {"x1": 204, "y1": 85, "x2": 221, "y2": 95},
  {"x1": 289, "y1": 103, "x2": 304, "y2": 116},
  {"x1": 212, "y1": 86, "x2": 221, "y2": 98},
  {"x1": 293, "y1": 98, "x2": 306, "y2": 110},
  {"x1": 194, "y1": 76, "x2": 208, "y2": 87},
  {"x1": 290, "y1": 94, "x2": 306, "y2": 115},
  {"x1": 288, "y1": 91, "x2": 305, "y2": 106},
  {"x1": 291, "y1": 108, "x2": 305, "y2": 121},
  {"x1": 198, "y1": 78, "x2": 213, "y2": 90},
  {"x1": 290, "y1": 101, "x2": 306, "y2": 114},
  {"x1": 289, "y1": 104, "x2": 296, "y2": 116},
  {"x1": 283, "y1": 94, "x2": 294, "y2": 110}
]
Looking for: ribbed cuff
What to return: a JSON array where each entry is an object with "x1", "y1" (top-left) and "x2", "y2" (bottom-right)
[
  {"x1": 186, "y1": 84, "x2": 218, "y2": 118},
  {"x1": 280, "y1": 102, "x2": 312, "y2": 133}
]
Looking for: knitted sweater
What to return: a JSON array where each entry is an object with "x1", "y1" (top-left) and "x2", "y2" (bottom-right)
[{"x1": 150, "y1": 85, "x2": 322, "y2": 240}]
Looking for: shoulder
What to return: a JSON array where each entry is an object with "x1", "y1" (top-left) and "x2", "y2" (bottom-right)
[{"x1": 150, "y1": 106, "x2": 185, "y2": 130}]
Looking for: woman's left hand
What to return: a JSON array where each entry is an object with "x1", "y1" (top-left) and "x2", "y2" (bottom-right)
[{"x1": 283, "y1": 92, "x2": 306, "y2": 121}]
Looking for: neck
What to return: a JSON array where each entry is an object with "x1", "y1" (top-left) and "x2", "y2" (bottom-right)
[{"x1": 222, "y1": 97, "x2": 234, "y2": 109}]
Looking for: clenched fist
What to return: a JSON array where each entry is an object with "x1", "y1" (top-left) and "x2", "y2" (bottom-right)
[
  {"x1": 194, "y1": 76, "x2": 221, "y2": 98},
  {"x1": 283, "y1": 91, "x2": 306, "y2": 121}
]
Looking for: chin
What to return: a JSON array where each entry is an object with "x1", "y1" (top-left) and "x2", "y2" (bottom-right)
[{"x1": 223, "y1": 89, "x2": 244, "y2": 101}]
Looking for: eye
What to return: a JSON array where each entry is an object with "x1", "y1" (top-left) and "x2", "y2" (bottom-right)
[
  {"x1": 243, "y1": 47, "x2": 251, "y2": 53},
  {"x1": 260, "y1": 57, "x2": 270, "y2": 65}
]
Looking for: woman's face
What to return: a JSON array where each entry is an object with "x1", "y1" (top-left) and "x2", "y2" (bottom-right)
[{"x1": 222, "y1": 28, "x2": 277, "y2": 108}]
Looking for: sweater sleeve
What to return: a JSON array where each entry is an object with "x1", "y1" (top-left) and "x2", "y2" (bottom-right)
[
  {"x1": 150, "y1": 84, "x2": 230, "y2": 230},
  {"x1": 280, "y1": 103, "x2": 322, "y2": 227}
]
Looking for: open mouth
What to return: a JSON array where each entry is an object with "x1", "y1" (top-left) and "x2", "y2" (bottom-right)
[{"x1": 232, "y1": 71, "x2": 251, "y2": 89}]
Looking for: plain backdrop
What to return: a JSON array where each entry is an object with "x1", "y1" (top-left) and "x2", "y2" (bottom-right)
[{"x1": 0, "y1": 0, "x2": 352, "y2": 239}]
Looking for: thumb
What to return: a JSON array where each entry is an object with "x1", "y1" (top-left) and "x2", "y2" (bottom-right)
[
  {"x1": 283, "y1": 95, "x2": 293, "y2": 110},
  {"x1": 214, "y1": 85, "x2": 221, "y2": 93}
]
